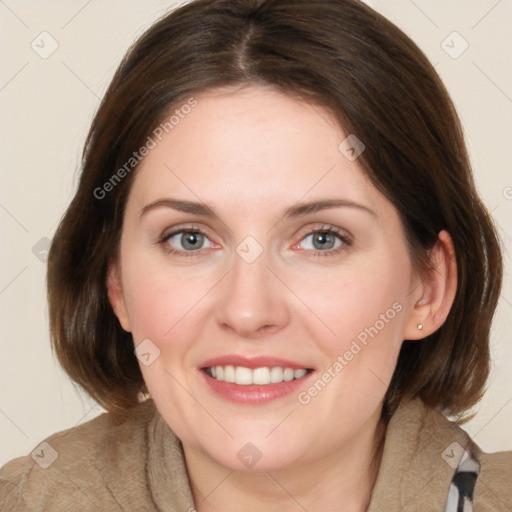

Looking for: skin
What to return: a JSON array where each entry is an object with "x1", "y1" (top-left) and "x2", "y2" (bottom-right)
[{"x1": 107, "y1": 84, "x2": 457, "y2": 512}]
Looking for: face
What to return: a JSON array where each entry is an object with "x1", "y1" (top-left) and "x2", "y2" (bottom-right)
[{"x1": 108, "y1": 84, "x2": 426, "y2": 472}]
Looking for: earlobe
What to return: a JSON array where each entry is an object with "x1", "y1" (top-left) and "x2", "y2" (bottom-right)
[
  {"x1": 404, "y1": 230, "x2": 457, "y2": 340},
  {"x1": 106, "y1": 262, "x2": 131, "y2": 332}
]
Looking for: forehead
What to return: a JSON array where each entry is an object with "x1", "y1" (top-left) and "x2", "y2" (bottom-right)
[{"x1": 129, "y1": 85, "x2": 386, "y2": 217}]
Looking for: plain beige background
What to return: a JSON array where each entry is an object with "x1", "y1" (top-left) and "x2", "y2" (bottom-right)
[{"x1": 1, "y1": 1, "x2": 511, "y2": 467}]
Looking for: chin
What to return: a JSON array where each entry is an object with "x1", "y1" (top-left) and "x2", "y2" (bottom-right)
[{"x1": 194, "y1": 429, "x2": 311, "y2": 472}]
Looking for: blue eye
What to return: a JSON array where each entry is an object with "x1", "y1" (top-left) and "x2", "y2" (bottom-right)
[
  {"x1": 297, "y1": 227, "x2": 351, "y2": 258},
  {"x1": 301, "y1": 231, "x2": 341, "y2": 251},
  {"x1": 159, "y1": 225, "x2": 351, "y2": 258},
  {"x1": 160, "y1": 229, "x2": 214, "y2": 256}
]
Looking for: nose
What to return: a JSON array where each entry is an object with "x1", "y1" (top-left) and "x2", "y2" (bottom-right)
[{"x1": 214, "y1": 245, "x2": 291, "y2": 339}]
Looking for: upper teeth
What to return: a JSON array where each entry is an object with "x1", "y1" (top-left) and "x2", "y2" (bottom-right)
[{"x1": 208, "y1": 366, "x2": 308, "y2": 385}]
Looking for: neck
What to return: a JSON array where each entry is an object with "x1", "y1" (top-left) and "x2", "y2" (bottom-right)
[{"x1": 184, "y1": 409, "x2": 386, "y2": 512}]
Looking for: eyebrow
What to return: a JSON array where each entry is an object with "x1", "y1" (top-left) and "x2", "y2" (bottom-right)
[{"x1": 140, "y1": 197, "x2": 377, "y2": 219}]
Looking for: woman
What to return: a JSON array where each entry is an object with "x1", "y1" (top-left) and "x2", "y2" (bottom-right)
[{"x1": 1, "y1": 0, "x2": 510, "y2": 510}]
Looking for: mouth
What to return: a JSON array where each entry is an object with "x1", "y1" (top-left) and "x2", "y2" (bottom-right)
[
  {"x1": 199, "y1": 356, "x2": 315, "y2": 404},
  {"x1": 203, "y1": 365, "x2": 312, "y2": 385}
]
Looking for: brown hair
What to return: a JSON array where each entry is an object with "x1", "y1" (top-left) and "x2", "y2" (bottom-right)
[{"x1": 47, "y1": 0, "x2": 503, "y2": 422}]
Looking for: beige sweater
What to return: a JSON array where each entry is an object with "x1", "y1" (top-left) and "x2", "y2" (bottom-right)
[{"x1": 1, "y1": 396, "x2": 511, "y2": 511}]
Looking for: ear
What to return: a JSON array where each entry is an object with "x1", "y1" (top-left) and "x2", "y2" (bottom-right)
[
  {"x1": 106, "y1": 261, "x2": 131, "y2": 332},
  {"x1": 403, "y1": 230, "x2": 457, "y2": 340}
]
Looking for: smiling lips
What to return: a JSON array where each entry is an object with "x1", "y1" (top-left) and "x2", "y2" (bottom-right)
[
  {"x1": 205, "y1": 365, "x2": 309, "y2": 385},
  {"x1": 200, "y1": 355, "x2": 314, "y2": 403}
]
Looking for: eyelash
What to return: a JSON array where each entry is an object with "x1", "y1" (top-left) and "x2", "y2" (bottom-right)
[{"x1": 158, "y1": 224, "x2": 352, "y2": 259}]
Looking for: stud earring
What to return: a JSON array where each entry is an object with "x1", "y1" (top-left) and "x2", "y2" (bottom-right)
[{"x1": 417, "y1": 324, "x2": 423, "y2": 330}]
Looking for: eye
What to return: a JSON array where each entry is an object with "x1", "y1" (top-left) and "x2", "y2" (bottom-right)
[
  {"x1": 295, "y1": 225, "x2": 352, "y2": 258},
  {"x1": 158, "y1": 224, "x2": 352, "y2": 258},
  {"x1": 160, "y1": 228, "x2": 215, "y2": 256}
]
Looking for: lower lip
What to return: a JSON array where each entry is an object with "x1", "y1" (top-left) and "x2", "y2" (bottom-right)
[{"x1": 200, "y1": 370, "x2": 314, "y2": 404}]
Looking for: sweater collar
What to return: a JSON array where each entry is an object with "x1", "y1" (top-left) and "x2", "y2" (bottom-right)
[
  {"x1": 146, "y1": 405, "x2": 196, "y2": 512},
  {"x1": 366, "y1": 396, "x2": 474, "y2": 510},
  {"x1": 98, "y1": 396, "x2": 472, "y2": 511}
]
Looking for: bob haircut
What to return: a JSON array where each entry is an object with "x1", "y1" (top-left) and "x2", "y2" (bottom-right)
[{"x1": 48, "y1": 0, "x2": 503, "y2": 422}]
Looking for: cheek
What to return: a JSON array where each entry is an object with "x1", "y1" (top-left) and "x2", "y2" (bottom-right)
[
  {"x1": 124, "y1": 279, "x2": 171, "y2": 339},
  {"x1": 303, "y1": 263, "x2": 406, "y2": 340},
  {"x1": 120, "y1": 254, "x2": 196, "y2": 343},
  {"x1": 294, "y1": 253, "x2": 409, "y2": 392},
  {"x1": 120, "y1": 255, "x2": 217, "y2": 366}
]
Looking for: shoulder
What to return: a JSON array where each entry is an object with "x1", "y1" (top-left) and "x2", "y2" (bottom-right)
[
  {"x1": 420, "y1": 400, "x2": 512, "y2": 510},
  {"x1": 0, "y1": 399, "x2": 156, "y2": 511},
  {"x1": 424, "y1": 401, "x2": 512, "y2": 510},
  {"x1": 372, "y1": 396, "x2": 512, "y2": 511},
  {"x1": 472, "y1": 445, "x2": 512, "y2": 510}
]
